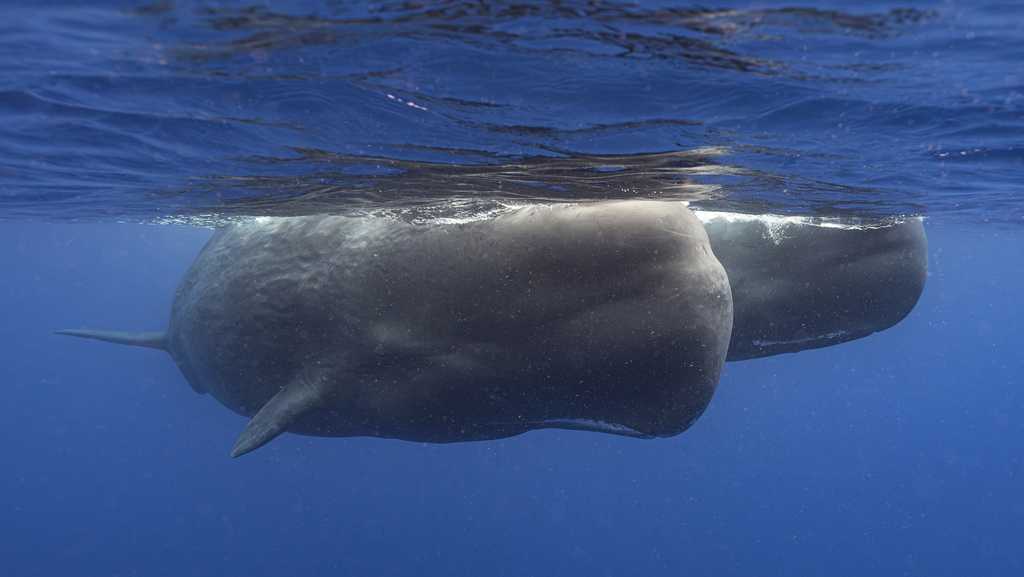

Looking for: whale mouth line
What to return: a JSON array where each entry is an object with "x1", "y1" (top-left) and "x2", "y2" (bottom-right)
[
  {"x1": 752, "y1": 330, "x2": 852, "y2": 349},
  {"x1": 529, "y1": 418, "x2": 654, "y2": 438}
]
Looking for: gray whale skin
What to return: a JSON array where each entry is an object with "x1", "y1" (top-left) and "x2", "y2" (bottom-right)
[
  {"x1": 59, "y1": 201, "x2": 734, "y2": 457},
  {"x1": 699, "y1": 213, "x2": 927, "y2": 361}
]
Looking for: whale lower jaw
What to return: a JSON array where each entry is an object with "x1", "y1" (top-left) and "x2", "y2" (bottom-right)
[
  {"x1": 751, "y1": 330, "x2": 853, "y2": 350},
  {"x1": 520, "y1": 418, "x2": 655, "y2": 438}
]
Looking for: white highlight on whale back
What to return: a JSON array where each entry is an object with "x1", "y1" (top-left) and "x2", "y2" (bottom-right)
[
  {"x1": 152, "y1": 200, "x2": 924, "y2": 235},
  {"x1": 694, "y1": 210, "x2": 922, "y2": 244},
  {"x1": 694, "y1": 210, "x2": 918, "y2": 229}
]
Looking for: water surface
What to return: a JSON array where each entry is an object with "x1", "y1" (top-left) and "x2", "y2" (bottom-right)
[{"x1": 2, "y1": 0, "x2": 1020, "y2": 221}]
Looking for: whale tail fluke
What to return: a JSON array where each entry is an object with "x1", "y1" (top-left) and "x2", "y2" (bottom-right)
[{"x1": 55, "y1": 329, "x2": 168, "y2": 351}]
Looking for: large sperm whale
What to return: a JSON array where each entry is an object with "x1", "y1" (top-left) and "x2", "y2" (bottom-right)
[
  {"x1": 59, "y1": 201, "x2": 734, "y2": 457},
  {"x1": 699, "y1": 213, "x2": 927, "y2": 360}
]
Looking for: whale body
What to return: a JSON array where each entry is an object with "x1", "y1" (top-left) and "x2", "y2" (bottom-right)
[
  {"x1": 59, "y1": 201, "x2": 734, "y2": 457},
  {"x1": 58, "y1": 202, "x2": 929, "y2": 458},
  {"x1": 699, "y1": 213, "x2": 927, "y2": 360}
]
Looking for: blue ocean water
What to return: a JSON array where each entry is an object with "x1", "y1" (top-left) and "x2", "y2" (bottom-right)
[{"x1": 1, "y1": 1, "x2": 1022, "y2": 576}]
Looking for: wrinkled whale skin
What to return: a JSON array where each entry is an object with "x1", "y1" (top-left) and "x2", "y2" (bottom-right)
[
  {"x1": 159, "y1": 201, "x2": 734, "y2": 451},
  {"x1": 701, "y1": 214, "x2": 927, "y2": 361}
]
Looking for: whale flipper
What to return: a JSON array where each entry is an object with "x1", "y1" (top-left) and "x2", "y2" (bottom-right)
[
  {"x1": 231, "y1": 371, "x2": 331, "y2": 458},
  {"x1": 55, "y1": 329, "x2": 167, "y2": 351}
]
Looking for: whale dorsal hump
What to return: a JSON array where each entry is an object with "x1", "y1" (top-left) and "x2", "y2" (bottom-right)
[{"x1": 230, "y1": 370, "x2": 330, "y2": 458}]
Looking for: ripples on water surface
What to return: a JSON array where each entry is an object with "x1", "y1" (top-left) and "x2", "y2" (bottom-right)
[{"x1": 0, "y1": 0, "x2": 1020, "y2": 222}]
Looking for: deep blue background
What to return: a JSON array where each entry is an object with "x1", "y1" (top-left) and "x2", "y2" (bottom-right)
[
  {"x1": 2, "y1": 219, "x2": 1021, "y2": 576},
  {"x1": 2, "y1": 0, "x2": 1022, "y2": 574}
]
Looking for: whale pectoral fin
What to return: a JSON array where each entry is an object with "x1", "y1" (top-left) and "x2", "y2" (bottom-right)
[{"x1": 230, "y1": 372, "x2": 329, "y2": 458}]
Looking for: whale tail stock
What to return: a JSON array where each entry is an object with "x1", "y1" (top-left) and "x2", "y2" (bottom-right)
[
  {"x1": 54, "y1": 326, "x2": 323, "y2": 458},
  {"x1": 55, "y1": 329, "x2": 168, "y2": 351}
]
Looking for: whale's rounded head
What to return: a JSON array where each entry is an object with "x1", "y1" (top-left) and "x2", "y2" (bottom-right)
[{"x1": 701, "y1": 213, "x2": 927, "y2": 361}]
